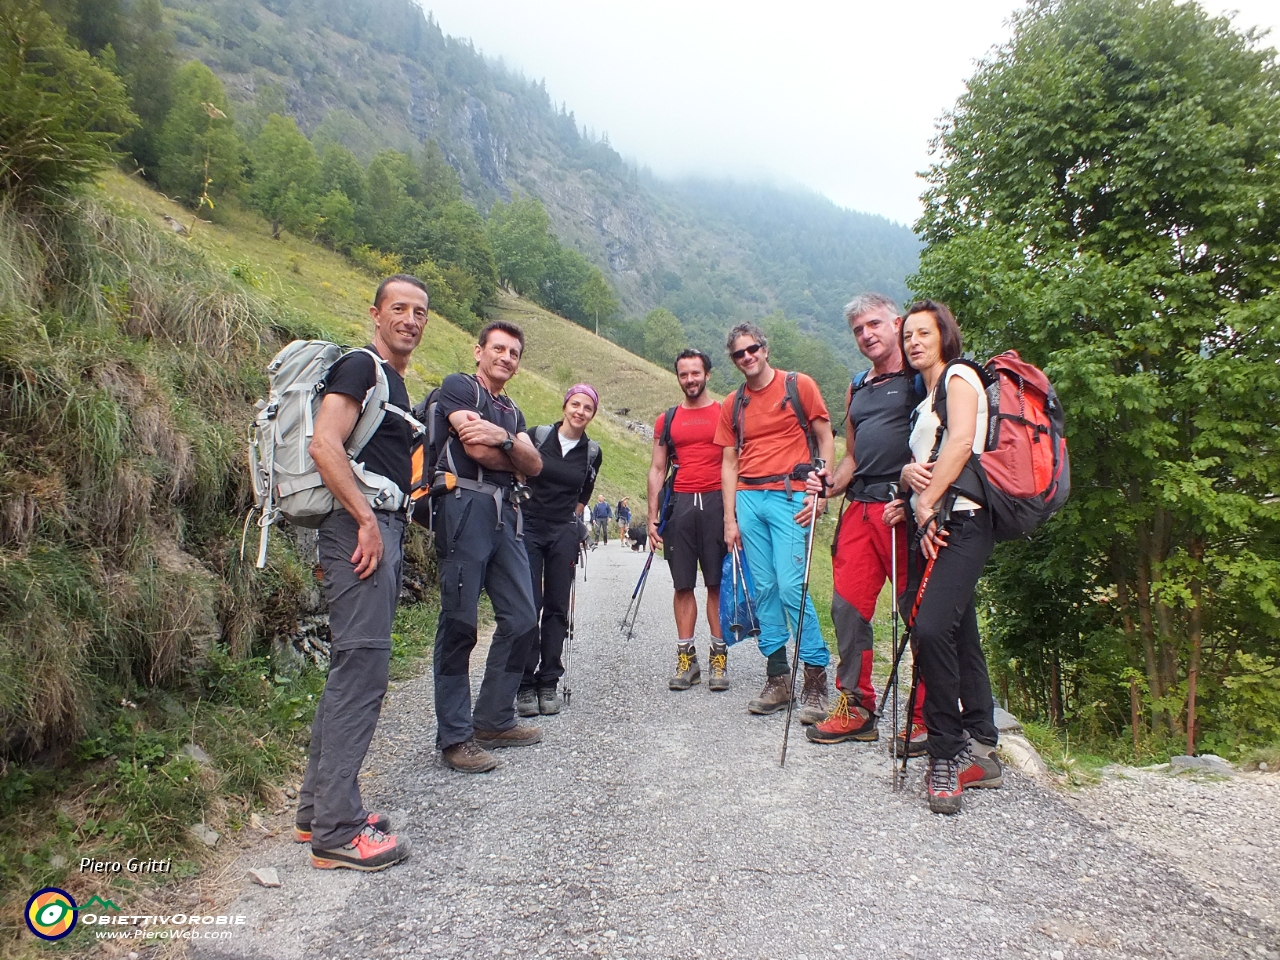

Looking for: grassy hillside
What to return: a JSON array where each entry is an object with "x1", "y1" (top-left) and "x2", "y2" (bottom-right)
[{"x1": 109, "y1": 173, "x2": 664, "y2": 505}]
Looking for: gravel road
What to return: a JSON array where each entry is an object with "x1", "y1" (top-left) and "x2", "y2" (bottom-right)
[{"x1": 194, "y1": 545, "x2": 1278, "y2": 960}]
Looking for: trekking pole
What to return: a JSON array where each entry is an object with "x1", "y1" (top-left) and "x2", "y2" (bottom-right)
[
  {"x1": 620, "y1": 548, "x2": 655, "y2": 639},
  {"x1": 563, "y1": 573, "x2": 577, "y2": 706},
  {"x1": 878, "y1": 550, "x2": 938, "y2": 780},
  {"x1": 890, "y1": 511, "x2": 900, "y2": 792},
  {"x1": 780, "y1": 459, "x2": 826, "y2": 767}
]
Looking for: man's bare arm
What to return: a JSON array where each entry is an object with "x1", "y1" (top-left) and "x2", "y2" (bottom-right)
[{"x1": 647, "y1": 434, "x2": 668, "y2": 548}]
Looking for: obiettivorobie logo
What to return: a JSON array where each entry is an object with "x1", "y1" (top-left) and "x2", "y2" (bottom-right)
[
  {"x1": 24, "y1": 890, "x2": 121, "y2": 941},
  {"x1": 25, "y1": 888, "x2": 78, "y2": 941}
]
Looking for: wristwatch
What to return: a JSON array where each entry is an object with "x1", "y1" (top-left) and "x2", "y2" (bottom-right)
[{"x1": 499, "y1": 434, "x2": 514, "y2": 453}]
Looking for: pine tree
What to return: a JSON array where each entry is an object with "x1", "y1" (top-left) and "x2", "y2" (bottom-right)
[{"x1": 157, "y1": 60, "x2": 243, "y2": 206}]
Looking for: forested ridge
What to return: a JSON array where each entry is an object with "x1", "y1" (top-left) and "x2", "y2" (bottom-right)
[{"x1": 95, "y1": 0, "x2": 919, "y2": 390}]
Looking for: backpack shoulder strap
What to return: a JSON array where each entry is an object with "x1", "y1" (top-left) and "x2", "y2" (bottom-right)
[
  {"x1": 532, "y1": 424, "x2": 554, "y2": 449},
  {"x1": 929, "y1": 358, "x2": 991, "y2": 462},
  {"x1": 344, "y1": 348, "x2": 391, "y2": 458},
  {"x1": 660, "y1": 405, "x2": 679, "y2": 462},
  {"x1": 730, "y1": 385, "x2": 750, "y2": 453},
  {"x1": 783, "y1": 371, "x2": 818, "y2": 458},
  {"x1": 587, "y1": 440, "x2": 601, "y2": 483}
]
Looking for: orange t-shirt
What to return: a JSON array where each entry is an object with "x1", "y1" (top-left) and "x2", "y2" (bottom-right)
[{"x1": 713, "y1": 370, "x2": 829, "y2": 491}]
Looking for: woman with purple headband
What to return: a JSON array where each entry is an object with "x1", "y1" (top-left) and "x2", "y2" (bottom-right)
[{"x1": 516, "y1": 384, "x2": 604, "y2": 716}]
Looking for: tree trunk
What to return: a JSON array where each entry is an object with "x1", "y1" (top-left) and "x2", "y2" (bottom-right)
[
  {"x1": 1115, "y1": 562, "x2": 1148, "y2": 739},
  {"x1": 1049, "y1": 654, "x2": 1062, "y2": 726},
  {"x1": 1130, "y1": 676, "x2": 1142, "y2": 755},
  {"x1": 1186, "y1": 539, "x2": 1204, "y2": 755}
]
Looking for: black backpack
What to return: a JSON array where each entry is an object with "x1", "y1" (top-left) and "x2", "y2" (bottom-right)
[{"x1": 408, "y1": 375, "x2": 482, "y2": 529}]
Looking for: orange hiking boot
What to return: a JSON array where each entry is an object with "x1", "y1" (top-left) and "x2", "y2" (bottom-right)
[
  {"x1": 891, "y1": 722, "x2": 930, "y2": 758},
  {"x1": 294, "y1": 813, "x2": 391, "y2": 844},
  {"x1": 806, "y1": 691, "x2": 879, "y2": 743},
  {"x1": 311, "y1": 824, "x2": 411, "y2": 871}
]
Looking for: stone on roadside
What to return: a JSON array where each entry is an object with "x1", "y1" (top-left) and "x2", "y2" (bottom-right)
[
  {"x1": 182, "y1": 743, "x2": 211, "y2": 764},
  {"x1": 993, "y1": 706, "x2": 1023, "y2": 734},
  {"x1": 1170, "y1": 754, "x2": 1234, "y2": 776},
  {"x1": 249, "y1": 867, "x2": 281, "y2": 888},
  {"x1": 189, "y1": 823, "x2": 220, "y2": 847},
  {"x1": 999, "y1": 734, "x2": 1049, "y2": 778}
]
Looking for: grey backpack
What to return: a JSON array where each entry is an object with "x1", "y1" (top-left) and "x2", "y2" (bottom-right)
[{"x1": 247, "y1": 340, "x2": 421, "y2": 568}]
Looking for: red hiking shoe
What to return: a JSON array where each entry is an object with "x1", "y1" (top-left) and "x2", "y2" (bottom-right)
[
  {"x1": 926, "y1": 754, "x2": 964, "y2": 815},
  {"x1": 891, "y1": 722, "x2": 930, "y2": 758},
  {"x1": 294, "y1": 812, "x2": 391, "y2": 844},
  {"x1": 806, "y1": 691, "x2": 879, "y2": 744},
  {"x1": 311, "y1": 824, "x2": 411, "y2": 871},
  {"x1": 958, "y1": 741, "x2": 1003, "y2": 789}
]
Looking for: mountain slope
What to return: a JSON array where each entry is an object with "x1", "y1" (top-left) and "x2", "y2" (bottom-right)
[{"x1": 161, "y1": 0, "x2": 919, "y2": 360}]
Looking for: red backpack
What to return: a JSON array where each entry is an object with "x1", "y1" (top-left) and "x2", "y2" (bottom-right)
[{"x1": 930, "y1": 351, "x2": 1070, "y2": 541}]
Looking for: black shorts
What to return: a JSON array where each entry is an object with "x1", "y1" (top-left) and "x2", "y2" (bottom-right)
[{"x1": 663, "y1": 490, "x2": 726, "y2": 591}]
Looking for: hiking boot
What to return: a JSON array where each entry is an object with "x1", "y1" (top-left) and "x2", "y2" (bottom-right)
[
  {"x1": 959, "y1": 739, "x2": 1003, "y2": 789},
  {"x1": 927, "y1": 754, "x2": 964, "y2": 815},
  {"x1": 516, "y1": 687, "x2": 540, "y2": 718},
  {"x1": 311, "y1": 824, "x2": 412, "y2": 871},
  {"x1": 538, "y1": 685, "x2": 562, "y2": 715},
  {"x1": 707, "y1": 642, "x2": 730, "y2": 692},
  {"x1": 806, "y1": 691, "x2": 879, "y2": 744},
  {"x1": 294, "y1": 812, "x2": 391, "y2": 844},
  {"x1": 441, "y1": 739, "x2": 500, "y2": 773},
  {"x1": 669, "y1": 643, "x2": 701, "y2": 691},
  {"x1": 747, "y1": 672, "x2": 793, "y2": 715},
  {"x1": 891, "y1": 722, "x2": 930, "y2": 758},
  {"x1": 795, "y1": 665, "x2": 830, "y2": 725},
  {"x1": 473, "y1": 724, "x2": 543, "y2": 749}
]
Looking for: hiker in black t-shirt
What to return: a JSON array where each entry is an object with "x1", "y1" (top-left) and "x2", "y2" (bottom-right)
[
  {"x1": 802, "y1": 293, "x2": 926, "y2": 749},
  {"x1": 297, "y1": 274, "x2": 426, "y2": 872},
  {"x1": 431, "y1": 320, "x2": 545, "y2": 774},
  {"x1": 518, "y1": 383, "x2": 603, "y2": 717}
]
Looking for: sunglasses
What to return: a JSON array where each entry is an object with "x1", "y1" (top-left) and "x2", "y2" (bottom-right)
[{"x1": 731, "y1": 343, "x2": 763, "y2": 361}]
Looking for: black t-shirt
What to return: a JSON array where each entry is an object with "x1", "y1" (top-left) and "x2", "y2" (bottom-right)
[
  {"x1": 847, "y1": 371, "x2": 924, "y2": 501},
  {"x1": 524, "y1": 423, "x2": 601, "y2": 522},
  {"x1": 323, "y1": 346, "x2": 413, "y2": 496},
  {"x1": 433, "y1": 372, "x2": 527, "y2": 487}
]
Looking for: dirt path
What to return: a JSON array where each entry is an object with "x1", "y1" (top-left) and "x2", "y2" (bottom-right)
[{"x1": 192, "y1": 545, "x2": 1278, "y2": 960}]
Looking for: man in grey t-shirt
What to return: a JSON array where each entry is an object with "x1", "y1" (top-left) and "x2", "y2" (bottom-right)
[{"x1": 804, "y1": 294, "x2": 925, "y2": 747}]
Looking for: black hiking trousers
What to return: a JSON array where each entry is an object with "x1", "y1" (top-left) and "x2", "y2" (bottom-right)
[
  {"x1": 432, "y1": 488, "x2": 539, "y2": 751},
  {"x1": 521, "y1": 515, "x2": 579, "y2": 692},
  {"x1": 904, "y1": 507, "x2": 999, "y2": 761}
]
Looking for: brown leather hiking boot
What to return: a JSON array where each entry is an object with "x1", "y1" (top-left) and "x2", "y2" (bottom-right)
[
  {"x1": 669, "y1": 643, "x2": 701, "y2": 691},
  {"x1": 441, "y1": 739, "x2": 500, "y2": 774},
  {"x1": 473, "y1": 724, "x2": 543, "y2": 748},
  {"x1": 795, "y1": 665, "x2": 829, "y2": 725},
  {"x1": 747, "y1": 672, "x2": 792, "y2": 714},
  {"x1": 707, "y1": 642, "x2": 729, "y2": 692}
]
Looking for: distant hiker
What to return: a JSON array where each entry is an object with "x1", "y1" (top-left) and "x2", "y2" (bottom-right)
[
  {"x1": 715, "y1": 323, "x2": 835, "y2": 718},
  {"x1": 431, "y1": 321, "x2": 545, "y2": 774},
  {"x1": 518, "y1": 384, "x2": 603, "y2": 717},
  {"x1": 885, "y1": 299, "x2": 1002, "y2": 815},
  {"x1": 648, "y1": 348, "x2": 729, "y2": 691},
  {"x1": 804, "y1": 294, "x2": 927, "y2": 751},
  {"x1": 297, "y1": 275, "x2": 426, "y2": 872},
  {"x1": 591, "y1": 495, "x2": 612, "y2": 544},
  {"x1": 615, "y1": 497, "x2": 631, "y2": 543}
]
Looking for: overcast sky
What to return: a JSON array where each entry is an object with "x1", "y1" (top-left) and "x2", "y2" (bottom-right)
[{"x1": 419, "y1": 1, "x2": 1280, "y2": 227}]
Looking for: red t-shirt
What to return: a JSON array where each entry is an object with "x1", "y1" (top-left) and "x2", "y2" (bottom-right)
[
  {"x1": 713, "y1": 370, "x2": 829, "y2": 491},
  {"x1": 654, "y1": 402, "x2": 723, "y2": 493}
]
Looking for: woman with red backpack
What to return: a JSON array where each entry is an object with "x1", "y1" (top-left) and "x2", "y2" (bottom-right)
[{"x1": 884, "y1": 300, "x2": 1003, "y2": 815}]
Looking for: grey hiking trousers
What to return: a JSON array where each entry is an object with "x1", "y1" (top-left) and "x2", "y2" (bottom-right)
[
  {"x1": 433, "y1": 487, "x2": 539, "y2": 750},
  {"x1": 298, "y1": 508, "x2": 405, "y2": 849}
]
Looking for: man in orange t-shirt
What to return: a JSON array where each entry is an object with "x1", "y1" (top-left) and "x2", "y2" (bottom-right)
[{"x1": 714, "y1": 322, "x2": 836, "y2": 720}]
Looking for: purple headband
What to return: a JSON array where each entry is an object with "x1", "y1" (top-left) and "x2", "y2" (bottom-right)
[{"x1": 564, "y1": 383, "x2": 599, "y2": 409}]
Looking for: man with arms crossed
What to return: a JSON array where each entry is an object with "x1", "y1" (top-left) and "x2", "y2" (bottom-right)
[
  {"x1": 647, "y1": 349, "x2": 729, "y2": 691},
  {"x1": 432, "y1": 321, "x2": 544, "y2": 773},
  {"x1": 806, "y1": 294, "x2": 927, "y2": 751},
  {"x1": 716, "y1": 323, "x2": 836, "y2": 720},
  {"x1": 299, "y1": 275, "x2": 426, "y2": 871}
]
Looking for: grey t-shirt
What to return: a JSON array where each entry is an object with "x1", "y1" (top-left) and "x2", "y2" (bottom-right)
[{"x1": 847, "y1": 371, "x2": 924, "y2": 501}]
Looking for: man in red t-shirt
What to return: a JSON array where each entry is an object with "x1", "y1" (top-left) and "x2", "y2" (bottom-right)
[
  {"x1": 715, "y1": 322, "x2": 836, "y2": 721},
  {"x1": 648, "y1": 350, "x2": 729, "y2": 691}
]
